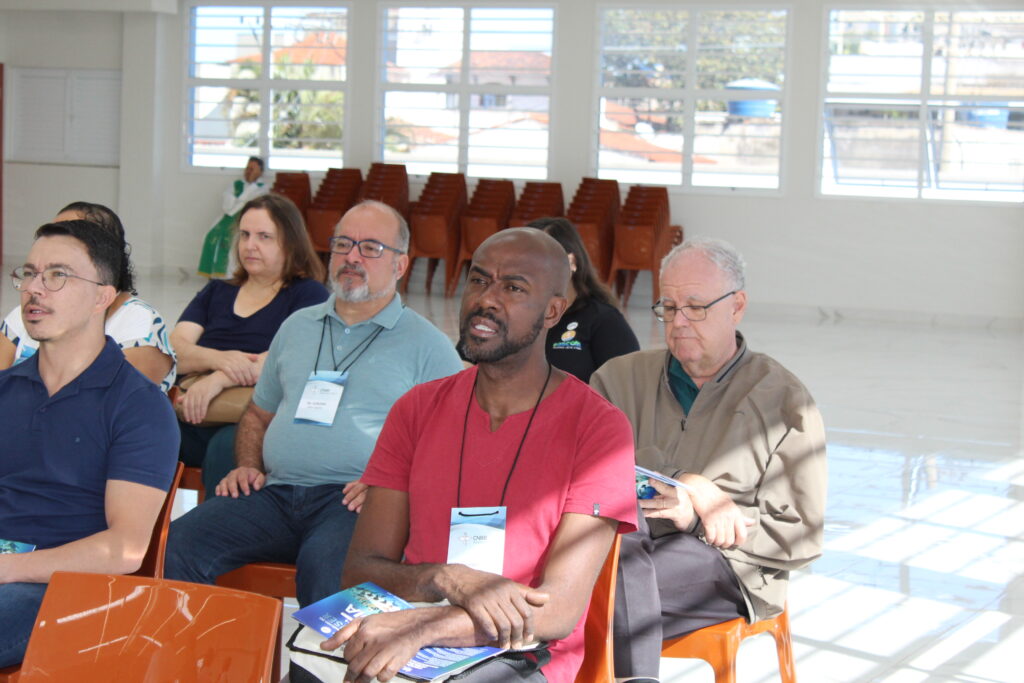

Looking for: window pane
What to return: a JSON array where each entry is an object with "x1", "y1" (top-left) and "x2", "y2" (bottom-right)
[
  {"x1": 600, "y1": 9, "x2": 688, "y2": 89},
  {"x1": 468, "y1": 8, "x2": 552, "y2": 86},
  {"x1": 697, "y1": 10, "x2": 787, "y2": 90},
  {"x1": 931, "y1": 11, "x2": 1024, "y2": 98},
  {"x1": 467, "y1": 96, "x2": 549, "y2": 179},
  {"x1": 270, "y1": 6, "x2": 347, "y2": 81},
  {"x1": 822, "y1": 105, "x2": 921, "y2": 196},
  {"x1": 192, "y1": 6, "x2": 264, "y2": 80},
  {"x1": 598, "y1": 97, "x2": 684, "y2": 185},
  {"x1": 189, "y1": 86, "x2": 260, "y2": 168},
  {"x1": 693, "y1": 99, "x2": 780, "y2": 189},
  {"x1": 382, "y1": 91, "x2": 461, "y2": 175},
  {"x1": 269, "y1": 89, "x2": 343, "y2": 171},
  {"x1": 828, "y1": 10, "x2": 925, "y2": 95},
  {"x1": 383, "y1": 8, "x2": 465, "y2": 85},
  {"x1": 928, "y1": 106, "x2": 1024, "y2": 199}
]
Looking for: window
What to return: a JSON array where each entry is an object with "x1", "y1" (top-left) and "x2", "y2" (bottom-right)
[
  {"x1": 186, "y1": 3, "x2": 347, "y2": 171},
  {"x1": 379, "y1": 6, "x2": 554, "y2": 179},
  {"x1": 597, "y1": 8, "x2": 788, "y2": 189},
  {"x1": 823, "y1": 9, "x2": 1024, "y2": 202},
  {"x1": 5, "y1": 68, "x2": 121, "y2": 167}
]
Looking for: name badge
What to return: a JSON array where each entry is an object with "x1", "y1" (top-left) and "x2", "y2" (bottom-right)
[
  {"x1": 294, "y1": 371, "x2": 347, "y2": 426},
  {"x1": 447, "y1": 506, "x2": 506, "y2": 575}
]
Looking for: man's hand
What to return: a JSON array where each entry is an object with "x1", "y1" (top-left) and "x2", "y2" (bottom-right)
[
  {"x1": 177, "y1": 371, "x2": 230, "y2": 424},
  {"x1": 215, "y1": 466, "x2": 265, "y2": 498},
  {"x1": 437, "y1": 565, "x2": 548, "y2": 649},
  {"x1": 321, "y1": 610, "x2": 435, "y2": 683},
  {"x1": 215, "y1": 350, "x2": 261, "y2": 386},
  {"x1": 342, "y1": 480, "x2": 368, "y2": 513},
  {"x1": 640, "y1": 477, "x2": 695, "y2": 531},
  {"x1": 679, "y1": 474, "x2": 755, "y2": 548}
]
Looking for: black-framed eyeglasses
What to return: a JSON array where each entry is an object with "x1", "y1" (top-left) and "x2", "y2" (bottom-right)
[
  {"x1": 329, "y1": 236, "x2": 405, "y2": 259},
  {"x1": 652, "y1": 291, "x2": 737, "y2": 323},
  {"x1": 11, "y1": 266, "x2": 107, "y2": 292}
]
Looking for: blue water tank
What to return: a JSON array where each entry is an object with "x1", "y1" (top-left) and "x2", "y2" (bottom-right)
[
  {"x1": 725, "y1": 79, "x2": 780, "y2": 118},
  {"x1": 961, "y1": 105, "x2": 1010, "y2": 129}
]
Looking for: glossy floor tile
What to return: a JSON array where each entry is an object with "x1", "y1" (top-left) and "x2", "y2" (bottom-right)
[{"x1": 3, "y1": 264, "x2": 1020, "y2": 683}]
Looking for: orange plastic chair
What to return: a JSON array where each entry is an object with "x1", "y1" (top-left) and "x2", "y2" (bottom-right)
[
  {"x1": 573, "y1": 534, "x2": 621, "y2": 683},
  {"x1": 661, "y1": 606, "x2": 796, "y2": 683},
  {"x1": 132, "y1": 461, "x2": 184, "y2": 579},
  {"x1": 216, "y1": 561, "x2": 298, "y2": 675},
  {"x1": 17, "y1": 571, "x2": 281, "y2": 682}
]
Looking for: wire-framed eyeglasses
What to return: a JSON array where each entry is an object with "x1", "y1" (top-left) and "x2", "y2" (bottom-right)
[
  {"x1": 329, "y1": 236, "x2": 405, "y2": 259},
  {"x1": 11, "y1": 266, "x2": 107, "y2": 292},
  {"x1": 652, "y1": 291, "x2": 737, "y2": 323}
]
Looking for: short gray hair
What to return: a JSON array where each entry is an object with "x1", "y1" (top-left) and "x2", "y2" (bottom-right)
[
  {"x1": 661, "y1": 237, "x2": 746, "y2": 291},
  {"x1": 351, "y1": 199, "x2": 410, "y2": 252}
]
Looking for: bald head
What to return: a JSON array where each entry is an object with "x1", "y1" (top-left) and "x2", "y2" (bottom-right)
[
  {"x1": 458, "y1": 228, "x2": 570, "y2": 366},
  {"x1": 475, "y1": 228, "x2": 570, "y2": 299}
]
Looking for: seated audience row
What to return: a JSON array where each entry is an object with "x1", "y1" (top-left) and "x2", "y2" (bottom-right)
[{"x1": 0, "y1": 195, "x2": 826, "y2": 683}]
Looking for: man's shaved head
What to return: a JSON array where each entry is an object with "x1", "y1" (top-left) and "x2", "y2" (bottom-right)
[{"x1": 475, "y1": 228, "x2": 570, "y2": 298}]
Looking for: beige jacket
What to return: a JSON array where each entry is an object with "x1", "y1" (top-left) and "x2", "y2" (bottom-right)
[{"x1": 590, "y1": 334, "x2": 827, "y2": 620}]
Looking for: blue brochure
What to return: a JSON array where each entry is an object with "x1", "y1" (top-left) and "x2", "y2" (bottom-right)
[
  {"x1": 635, "y1": 465, "x2": 695, "y2": 499},
  {"x1": 0, "y1": 539, "x2": 35, "y2": 554},
  {"x1": 292, "y1": 582, "x2": 505, "y2": 681}
]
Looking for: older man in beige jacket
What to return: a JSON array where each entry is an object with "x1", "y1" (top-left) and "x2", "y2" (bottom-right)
[{"x1": 590, "y1": 237, "x2": 826, "y2": 683}]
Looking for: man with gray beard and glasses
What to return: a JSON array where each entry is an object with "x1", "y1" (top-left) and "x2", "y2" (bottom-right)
[{"x1": 166, "y1": 200, "x2": 462, "y2": 607}]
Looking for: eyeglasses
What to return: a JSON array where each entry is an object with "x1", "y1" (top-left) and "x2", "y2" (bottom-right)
[
  {"x1": 11, "y1": 266, "x2": 107, "y2": 292},
  {"x1": 329, "y1": 236, "x2": 404, "y2": 259},
  {"x1": 652, "y1": 291, "x2": 737, "y2": 323}
]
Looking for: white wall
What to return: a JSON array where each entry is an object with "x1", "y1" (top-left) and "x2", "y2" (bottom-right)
[{"x1": 2, "y1": 0, "x2": 1022, "y2": 322}]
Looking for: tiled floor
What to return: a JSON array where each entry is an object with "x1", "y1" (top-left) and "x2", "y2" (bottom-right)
[{"x1": 4, "y1": 264, "x2": 1021, "y2": 683}]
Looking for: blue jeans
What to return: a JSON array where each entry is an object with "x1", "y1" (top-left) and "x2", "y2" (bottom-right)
[
  {"x1": 0, "y1": 582, "x2": 47, "y2": 667},
  {"x1": 165, "y1": 484, "x2": 358, "y2": 607}
]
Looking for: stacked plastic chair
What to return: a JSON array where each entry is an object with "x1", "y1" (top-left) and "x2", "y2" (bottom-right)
[
  {"x1": 405, "y1": 172, "x2": 467, "y2": 295},
  {"x1": 271, "y1": 171, "x2": 312, "y2": 215},
  {"x1": 447, "y1": 178, "x2": 516, "y2": 296},
  {"x1": 357, "y1": 162, "x2": 409, "y2": 218},
  {"x1": 567, "y1": 178, "x2": 621, "y2": 282},
  {"x1": 306, "y1": 167, "x2": 363, "y2": 256},
  {"x1": 510, "y1": 181, "x2": 564, "y2": 225},
  {"x1": 608, "y1": 185, "x2": 677, "y2": 306}
]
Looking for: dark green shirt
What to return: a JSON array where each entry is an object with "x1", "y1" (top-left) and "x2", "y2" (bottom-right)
[{"x1": 667, "y1": 356, "x2": 700, "y2": 413}]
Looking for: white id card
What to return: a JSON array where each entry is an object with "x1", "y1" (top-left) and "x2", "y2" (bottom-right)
[
  {"x1": 447, "y1": 506, "x2": 506, "y2": 575},
  {"x1": 294, "y1": 371, "x2": 347, "y2": 426}
]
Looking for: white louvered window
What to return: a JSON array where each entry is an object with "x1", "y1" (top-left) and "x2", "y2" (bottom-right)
[
  {"x1": 379, "y1": 5, "x2": 554, "y2": 179},
  {"x1": 823, "y1": 9, "x2": 1024, "y2": 202},
  {"x1": 186, "y1": 3, "x2": 348, "y2": 171},
  {"x1": 597, "y1": 8, "x2": 788, "y2": 190}
]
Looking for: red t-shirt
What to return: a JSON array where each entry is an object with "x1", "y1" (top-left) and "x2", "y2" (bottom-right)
[{"x1": 363, "y1": 366, "x2": 637, "y2": 683}]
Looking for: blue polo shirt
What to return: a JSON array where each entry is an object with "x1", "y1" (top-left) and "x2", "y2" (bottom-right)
[
  {"x1": 255, "y1": 293, "x2": 463, "y2": 487},
  {"x1": 0, "y1": 337, "x2": 179, "y2": 549}
]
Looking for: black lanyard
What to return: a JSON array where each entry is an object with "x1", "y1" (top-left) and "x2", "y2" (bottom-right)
[
  {"x1": 313, "y1": 315, "x2": 385, "y2": 375},
  {"x1": 455, "y1": 363, "x2": 553, "y2": 508}
]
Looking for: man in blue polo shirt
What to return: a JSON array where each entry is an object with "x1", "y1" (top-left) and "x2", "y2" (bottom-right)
[
  {"x1": 166, "y1": 200, "x2": 462, "y2": 606},
  {"x1": 0, "y1": 220, "x2": 179, "y2": 667}
]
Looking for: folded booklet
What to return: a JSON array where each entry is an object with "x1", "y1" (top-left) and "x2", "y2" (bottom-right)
[
  {"x1": 0, "y1": 538, "x2": 36, "y2": 554},
  {"x1": 635, "y1": 465, "x2": 694, "y2": 499},
  {"x1": 292, "y1": 582, "x2": 506, "y2": 681}
]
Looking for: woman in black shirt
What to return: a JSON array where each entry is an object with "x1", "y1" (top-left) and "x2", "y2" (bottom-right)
[{"x1": 529, "y1": 217, "x2": 640, "y2": 382}]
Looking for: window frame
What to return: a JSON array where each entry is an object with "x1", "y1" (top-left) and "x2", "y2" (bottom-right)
[
  {"x1": 592, "y1": 3, "x2": 792, "y2": 195},
  {"x1": 375, "y1": 2, "x2": 557, "y2": 180},
  {"x1": 182, "y1": 0, "x2": 351, "y2": 173},
  {"x1": 817, "y1": 5, "x2": 1024, "y2": 204}
]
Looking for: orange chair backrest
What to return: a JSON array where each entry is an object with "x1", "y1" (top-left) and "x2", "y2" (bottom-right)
[
  {"x1": 574, "y1": 534, "x2": 621, "y2": 683},
  {"x1": 132, "y1": 461, "x2": 183, "y2": 579},
  {"x1": 19, "y1": 572, "x2": 282, "y2": 683}
]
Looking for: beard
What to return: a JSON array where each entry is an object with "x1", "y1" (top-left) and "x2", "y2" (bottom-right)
[
  {"x1": 332, "y1": 262, "x2": 393, "y2": 303},
  {"x1": 458, "y1": 308, "x2": 545, "y2": 364}
]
